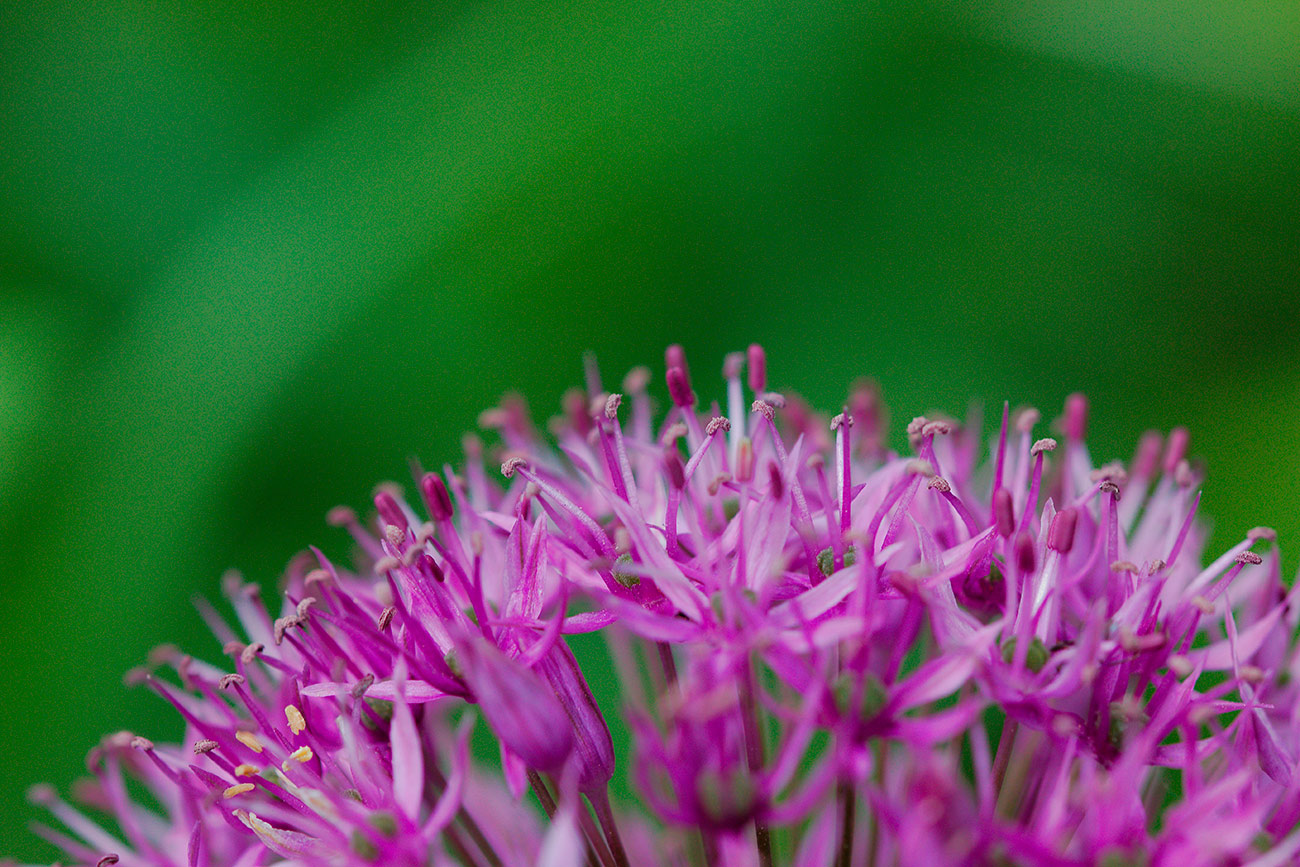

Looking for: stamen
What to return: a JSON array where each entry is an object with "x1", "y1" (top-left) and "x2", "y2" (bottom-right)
[
  {"x1": 500, "y1": 457, "x2": 528, "y2": 479},
  {"x1": 234, "y1": 764, "x2": 259, "y2": 776},
  {"x1": 1030, "y1": 438, "x2": 1057, "y2": 457},
  {"x1": 235, "y1": 731, "x2": 265, "y2": 754},
  {"x1": 223, "y1": 783, "x2": 256, "y2": 799},
  {"x1": 193, "y1": 739, "x2": 219, "y2": 755},
  {"x1": 285, "y1": 705, "x2": 307, "y2": 735}
]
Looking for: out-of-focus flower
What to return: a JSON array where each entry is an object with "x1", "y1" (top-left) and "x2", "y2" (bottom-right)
[{"x1": 13, "y1": 345, "x2": 1300, "y2": 866}]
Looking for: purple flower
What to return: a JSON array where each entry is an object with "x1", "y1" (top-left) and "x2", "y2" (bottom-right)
[{"x1": 14, "y1": 347, "x2": 1300, "y2": 866}]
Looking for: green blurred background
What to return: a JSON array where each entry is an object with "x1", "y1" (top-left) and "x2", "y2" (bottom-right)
[{"x1": 2, "y1": 0, "x2": 1298, "y2": 858}]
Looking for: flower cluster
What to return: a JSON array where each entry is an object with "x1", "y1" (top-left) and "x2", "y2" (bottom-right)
[{"x1": 15, "y1": 346, "x2": 1300, "y2": 866}]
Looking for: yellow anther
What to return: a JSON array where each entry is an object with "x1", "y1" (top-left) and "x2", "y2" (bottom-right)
[
  {"x1": 235, "y1": 731, "x2": 265, "y2": 754},
  {"x1": 285, "y1": 705, "x2": 307, "y2": 735},
  {"x1": 289, "y1": 746, "x2": 314, "y2": 763},
  {"x1": 223, "y1": 783, "x2": 256, "y2": 799},
  {"x1": 234, "y1": 764, "x2": 259, "y2": 777}
]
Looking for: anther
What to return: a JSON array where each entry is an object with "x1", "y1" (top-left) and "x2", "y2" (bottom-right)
[
  {"x1": 1236, "y1": 551, "x2": 1264, "y2": 566},
  {"x1": 830, "y1": 412, "x2": 853, "y2": 430},
  {"x1": 194, "y1": 739, "x2": 219, "y2": 755},
  {"x1": 377, "y1": 607, "x2": 395, "y2": 632},
  {"x1": 130, "y1": 736, "x2": 154, "y2": 752},
  {"x1": 1030, "y1": 438, "x2": 1057, "y2": 456},
  {"x1": 1240, "y1": 665, "x2": 1265, "y2": 684},
  {"x1": 373, "y1": 555, "x2": 401, "y2": 575},
  {"x1": 723, "y1": 352, "x2": 744, "y2": 380},
  {"x1": 234, "y1": 763, "x2": 259, "y2": 776},
  {"x1": 384, "y1": 525, "x2": 405, "y2": 548},
  {"x1": 758, "y1": 391, "x2": 786, "y2": 408},
  {"x1": 240, "y1": 643, "x2": 264, "y2": 665},
  {"x1": 1174, "y1": 460, "x2": 1195, "y2": 488},
  {"x1": 922, "y1": 420, "x2": 951, "y2": 437},
  {"x1": 223, "y1": 783, "x2": 256, "y2": 799},
  {"x1": 1110, "y1": 561, "x2": 1138, "y2": 573},
  {"x1": 326, "y1": 506, "x2": 356, "y2": 527},
  {"x1": 1099, "y1": 480, "x2": 1121, "y2": 500},
  {"x1": 747, "y1": 344, "x2": 767, "y2": 393},
  {"x1": 222, "y1": 640, "x2": 246, "y2": 657},
  {"x1": 296, "y1": 598, "x2": 317, "y2": 619},
  {"x1": 927, "y1": 477, "x2": 951, "y2": 493},
  {"x1": 285, "y1": 705, "x2": 307, "y2": 736},
  {"x1": 273, "y1": 616, "x2": 301, "y2": 645},
  {"x1": 906, "y1": 417, "x2": 929, "y2": 437},
  {"x1": 1248, "y1": 527, "x2": 1277, "y2": 542},
  {"x1": 501, "y1": 457, "x2": 528, "y2": 478},
  {"x1": 708, "y1": 473, "x2": 732, "y2": 496},
  {"x1": 351, "y1": 674, "x2": 376, "y2": 700},
  {"x1": 287, "y1": 746, "x2": 313, "y2": 765},
  {"x1": 904, "y1": 459, "x2": 935, "y2": 477},
  {"x1": 604, "y1": 393, "x2": 622, "y2": 420},
  {"x1": 660, "y1": 423, "x2": 688, "y2": 445},
  {"x1": 304, "y1": 568, "x2": 332, "y2": 588},
  {"x1": 219, "y1": 674, "x2": 245, "y2": 690},
  {"x1": 1015, "y1": 408, "x2": 1040, "y2": 433},
  {"x1": 1090, "y1": 463, "x2": 1129, "y2": 486},
  {"x1": 1145, "y1": 558, "x2": 1167, "y2": 573},
  {"x1": 706, "y1": 417, "x2": 731, "y2": 436},
  {"x1": 235, "y1": 731, "x2": 265, "y2": 754},
  {"x1": 1168, "y1": 655, "x2": 1193, "y2": 678},
  {"x1": 1192, "y1": 596, "x2": 1214, "y2": 615},
  {"x1": 623, "y1": 366, "x2": 651, "y2": 394},
  {"x1": 750, "y1": 400, "x2": 774, "y2": 421}
]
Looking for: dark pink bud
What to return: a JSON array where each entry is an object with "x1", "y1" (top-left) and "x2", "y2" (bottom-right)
[
  {"x1": 747, "y1": 344, "x2": 767, "y2": 393},
  {"x1": 1133, "y1": 430, "x2": 1162, "y2": 479},
  {"x1": 1162, "y1": 427, "x2": 1189, "y2": 476},
  {"x1": 534, "y1": 644, "x2": 615, "y2": 793},
  {"x1": 666, "y1": 366, "x2": 695, "y2": 408},
  {"x1": 420, "y1": 473, "x2": 454, "y2": 522},
  {"x1": 1064, "y1": 393, "x2": 1087, "y2": 441},
  {"x1": 767, "y1": 461, "x2": 785, "y2": 501},
  {"x1": 374, "y1": 491, "x2": 408, "y2": 532},
  {"x1": 665, "y1": 344, "x2": 690, "y2": 380},
  {"x1": 1015, "y1": 532, "x2": 1037, "y2": 574},
  {"x1": 1048, "y1": 508, "x2": 1078, "y2": 553},
  {"x1": 664, "y1": 449, "x2": 686, "y2": 490},
  {"x1": 992, "y1": 488, "x2": 1015, "y2": 538},
  {"x1": 457, "y1": 639, "x2": 573, "y2": 774}
]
